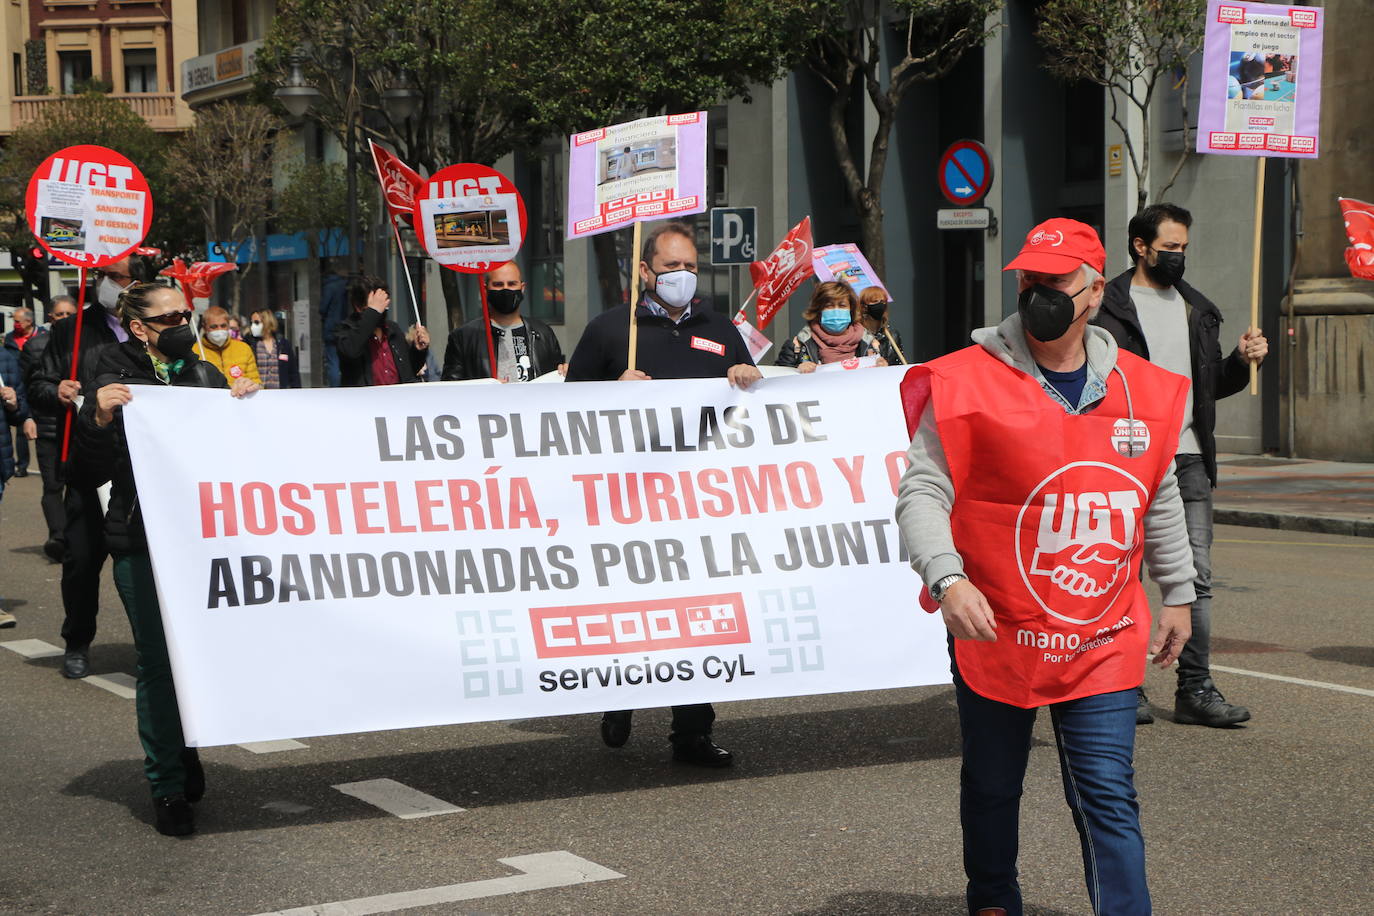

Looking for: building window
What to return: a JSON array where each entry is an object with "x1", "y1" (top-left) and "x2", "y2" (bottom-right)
[
  {"x1": 124, "y1": 49, "x2": 158, "y2": 93},
  {"x1": 59, "y1": 51, "x2": 92, "y2": 94},
  {"x1": 522, "y1": 145, "x2": 565, "y2": 324},
  {"x1": 13, "y1": 53, "x2": 22, "y2": 96}
]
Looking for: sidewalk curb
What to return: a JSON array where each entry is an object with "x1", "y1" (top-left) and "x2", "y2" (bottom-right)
[{"x1": 1215, "y1": 508, "x2": 1374, "y2": 539}]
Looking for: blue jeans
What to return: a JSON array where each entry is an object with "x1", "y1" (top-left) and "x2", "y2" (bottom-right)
[
  {"x1": 1173, "y1": 454, "x2": 1214, "y2": 689},
  {"x1": 323, "y1": 339, "x2": 341, "y2": 388},
  {"x1": 953, "y1": 659, "x2": 1149, "y2": 915}
]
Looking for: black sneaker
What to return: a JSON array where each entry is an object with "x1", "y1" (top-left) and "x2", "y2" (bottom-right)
[
  {"x1": 1174, "y1": 682, "x2": 1251, "y2": 727},
  {"x1": 671, "y1": 735, "x2": 733, "y2": 767},
  {"x1": 600, "y1": 711, "x2": 633, "y2": 748},
  {"x1": 1136, "y1": 686, "x2": 1154, "y2": 725},
  {"x1": 153, "y1": 794, "x2": 195, "y2": 837}
]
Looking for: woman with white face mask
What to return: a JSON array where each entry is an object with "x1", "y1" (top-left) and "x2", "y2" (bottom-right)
[
  {"x1": 244, "y1": 310, "x2": 300, "y2": 389},
  {"x1": 775, "y1": 281, "x2": 889, "y2": 373}
]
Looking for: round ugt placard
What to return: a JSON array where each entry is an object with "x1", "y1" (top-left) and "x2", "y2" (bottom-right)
[
  {"x1": 413, "y1": 163, "x2": 527, "y2": 274},
  {"x1": 25, "y1": 144, "x2": 154, "y2": 268}
]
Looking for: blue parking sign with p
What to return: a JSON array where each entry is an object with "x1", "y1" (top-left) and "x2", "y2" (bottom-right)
[{"x1": 710, "y1": 207, "x2": 757, "y2": 265}]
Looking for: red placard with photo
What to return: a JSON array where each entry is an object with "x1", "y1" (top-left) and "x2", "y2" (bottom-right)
[{"x1": 25, "y1": 144, "x2": 153, "y2": 268}]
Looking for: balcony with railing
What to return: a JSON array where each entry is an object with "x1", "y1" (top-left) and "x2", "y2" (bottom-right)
[{"x1": 10, "y1": 93, "x2": 183, "y2": 132}]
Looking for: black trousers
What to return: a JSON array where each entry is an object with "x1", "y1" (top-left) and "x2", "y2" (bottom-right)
[
  {"x1": 35, "y1": 437, "x2": 65, "y2": 543},
  {"x1": 59, "y1": 485, "x2": 108, "y2": 652},
  {"x1": 12, "y1": 426, "x2": 29, "y2": 471},
  {"x1": 669, "y1": 703, "x2": 715, "y2": 744}
]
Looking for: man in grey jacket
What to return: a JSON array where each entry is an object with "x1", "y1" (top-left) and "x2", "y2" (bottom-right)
[{"x1": 895, "y1": 218, "x2": 1195, "y2": 916}]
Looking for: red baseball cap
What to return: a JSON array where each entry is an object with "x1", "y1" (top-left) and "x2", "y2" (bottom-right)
[{"x1": 1003, "y1": 218, "x2": 1106, "y2": 276}]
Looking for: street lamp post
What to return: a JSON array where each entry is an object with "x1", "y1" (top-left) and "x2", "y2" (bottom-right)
[{"x1": 275, "y1": 45, "x2": 420, "y2": 276}]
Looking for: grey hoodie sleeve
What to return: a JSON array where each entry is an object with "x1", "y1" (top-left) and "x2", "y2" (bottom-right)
[
  {"x1": 1142, "y1": 461, "x2": 1197, "y2": 606},
  {"x1": 894, "y1": 402, "x2": 964, "y2": 586}
]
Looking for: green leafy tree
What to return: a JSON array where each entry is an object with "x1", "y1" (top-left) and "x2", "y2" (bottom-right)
[
  {"x1": 0, "y1": 92, "x2": 199, "y2": 256},
  {"x1": 1037, "y1": 0, "x2": 1206, "y2": 210},
  {"x1": 275, "y1": 158, "x2": 366, "y2": 258},
  {"x1": 806, "y1": 0, "x2": 1002, "y2": 281},
  {"x1": 165, "y1": 103, "x2": 282, "y2": 310},
  {"x1": 258, "y1": 0, "x2": 819, "y2": 320}
]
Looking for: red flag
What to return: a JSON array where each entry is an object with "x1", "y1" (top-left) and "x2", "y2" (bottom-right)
[
  {"x1": 1339, "y1": 197, "x2": 1374, "y2": 281},
  {"x1": 369, "y1": 139, "x2": 424, "y2": 225},
  {"x1": 750, "y1": 216, "x2": 814, "y2": 329},
  {"x1": 159, "y1": 258, "x2": 237, "y2": 300}
]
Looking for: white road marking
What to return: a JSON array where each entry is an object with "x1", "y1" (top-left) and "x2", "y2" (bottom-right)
[
  {"x1": 251, "y1": 851, "x2": 624, "y2": 915},
  {"x1": 1211, "y1": 664, "x2": 1374, "y2": 698},
  {"x1": 331, "y1": 778, "x2": 464, "y2": 819},
  {"x1": 261, "y1": 800, "x2": 313, "y2": 814},
  {"x1": 85, "y1": 673, "x2": 137, "y2": 699},
  {"x1": 1, "y1": 638, "x2": 64, "y2": 658},
  {"x1": 239, "y1": 739, "x2": 309, "y2": 753}
]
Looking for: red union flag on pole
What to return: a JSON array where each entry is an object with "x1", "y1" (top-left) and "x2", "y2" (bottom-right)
[
  {"x1": 749, "y1": 216, "x2": 813, "y2": 329},
  {"x1": 159, "y1": 258, "x2": 237, "y2": 301},
  {"x1": 1339, "y1": 198, "x2": 1374, "y2": 281},
  {"x1": 368, "y1": 139, "x2": 424, "y2": 224}
]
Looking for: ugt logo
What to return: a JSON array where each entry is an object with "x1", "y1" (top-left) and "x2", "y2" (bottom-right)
[{"x1": 1015, "y1": 462, "x2": 1148, "y2": 625}]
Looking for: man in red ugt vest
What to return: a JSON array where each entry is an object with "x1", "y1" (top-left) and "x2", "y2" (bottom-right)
[{"x1": 895, "y1": 219, "x2": 1196, "y2": 916}]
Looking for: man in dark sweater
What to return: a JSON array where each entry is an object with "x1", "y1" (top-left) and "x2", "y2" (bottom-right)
[
  {"x1": 31, "y1": 256, "x2": 151, "y2": 678},
  {"x1": 566, "y1": 220, "x2": 761, "y2": 767}
]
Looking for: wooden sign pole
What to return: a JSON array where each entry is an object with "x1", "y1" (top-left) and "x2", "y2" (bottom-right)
[
  {"x1": 627, "y1": 221, "x2": 643, "y2": 372},
  {"x1": 1248, "y1": 156, "x2": 1266, "y2": 395}
]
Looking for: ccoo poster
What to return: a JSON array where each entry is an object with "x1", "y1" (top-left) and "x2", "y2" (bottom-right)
[{"x1": 1196, "y1": 1, "x2": 1324, "y2": 158}]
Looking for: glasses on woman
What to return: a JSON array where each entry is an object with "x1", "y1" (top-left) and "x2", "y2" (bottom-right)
[{"x1": 141, "y1": 310, "x2": 193, "y2": 327}]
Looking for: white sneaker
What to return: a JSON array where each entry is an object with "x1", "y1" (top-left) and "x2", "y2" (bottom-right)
[{"x1": 0, "y1": 610, "x2": 16, "y2": 628}]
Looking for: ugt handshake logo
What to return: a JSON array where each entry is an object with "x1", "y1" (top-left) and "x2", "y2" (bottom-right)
[{"x1": 1016, "y1": 463, "x2": 1149, "y2": 626}]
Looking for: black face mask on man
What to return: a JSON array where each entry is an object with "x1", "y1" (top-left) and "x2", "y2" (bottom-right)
[
  {"x1": 1145, "y1": 249, "x2": 1186, "y2": 287},
  {"x1": 487, "y1": 288, "x2": 523, "y2": 315},
  {"x1": 153, "y1": 323, "x2": 198, "y2": 362},
  {"x1": 1018, "y1": 283, "x2": 1086, "y2": 343}
]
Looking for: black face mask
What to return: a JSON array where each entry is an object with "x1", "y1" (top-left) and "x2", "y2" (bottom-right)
[
  {"x1": 1018, "y1": 283, "x2": 1085, "y2": 342},
  {"x1": 1145, "y1": 249, "x2": 1186, "y2": 287},
  {"x1": 153, "y1": 323, "x2": 198, "y2": 362},
  {"x1": 487, "y1": 288, "x2": 523, "y2": 315},
  {"x1": 865, "y1": 301, "x2": 888, "y2": 320}
]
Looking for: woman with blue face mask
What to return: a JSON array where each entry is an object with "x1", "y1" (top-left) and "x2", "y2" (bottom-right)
[{"x1": 775, "y1": 281, "x2": 888, "y2": 373}]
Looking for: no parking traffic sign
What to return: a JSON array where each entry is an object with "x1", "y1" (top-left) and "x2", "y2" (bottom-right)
[{"x1": 937, "y1": 140, "x2": 993, "y2": 207}]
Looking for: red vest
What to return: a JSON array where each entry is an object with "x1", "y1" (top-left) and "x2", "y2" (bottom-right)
[{"x1": 902, "y1": 345, "x2": 1189, "y2": 708}]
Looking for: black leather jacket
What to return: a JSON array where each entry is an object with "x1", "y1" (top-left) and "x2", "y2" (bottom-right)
[
  {"x1": 1092, "y1": 270, "x2": 1251, "y2": 486},
  {"x1": 72, "y1": 340, "x2": 226, "y2": 554},
  {"x1": 441, "y1": 315, "x2": 565, "y2": 381}
]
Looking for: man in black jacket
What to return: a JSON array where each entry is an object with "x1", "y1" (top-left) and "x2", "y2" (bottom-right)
[
  {"x1": 22, "y1": 295, "x2": 79, "y2": 562},
  {"x1": 334, "y1": 276, "x2": 430, "y2": 387},
  {"x1": 566, "y1": 220, "x2": 761, "y2": 767},
  {"x1": 441, "y1": 261, "x2": 565, "y2": 382},
  {"x1": 31, "y1": 257, "x2": 151, "y2": 678},
  {"x1": 1092, "y1": 203, "x2": 1268, "y2": 728}
]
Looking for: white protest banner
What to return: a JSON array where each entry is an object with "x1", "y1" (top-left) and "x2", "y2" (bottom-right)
[
  {"x1": 566, "y1": 112, "x2": 708, "y2": 240},
  {"x1": 26, "y1": 145, "x2": 153, "y2": 268},
  {"x1": 816, "y1": 356, "x2": 880, "y2": 373},
  {"x1": 122, "y1": 371, "x2": 948, "y2": 747}
]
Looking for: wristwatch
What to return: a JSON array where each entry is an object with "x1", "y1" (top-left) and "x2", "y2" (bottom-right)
[{"x1": 929, "y1": 573, "x2": 968, "y2": 604}]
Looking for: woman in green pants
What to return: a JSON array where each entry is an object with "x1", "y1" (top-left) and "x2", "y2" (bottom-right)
[{"x1": 73, "y1": 281, "x2": 257, "y2": 835}]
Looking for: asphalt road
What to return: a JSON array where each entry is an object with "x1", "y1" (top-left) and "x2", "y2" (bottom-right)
[{"x1": 2, "y1": 472, "x2": 1371, "y2": 915}]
